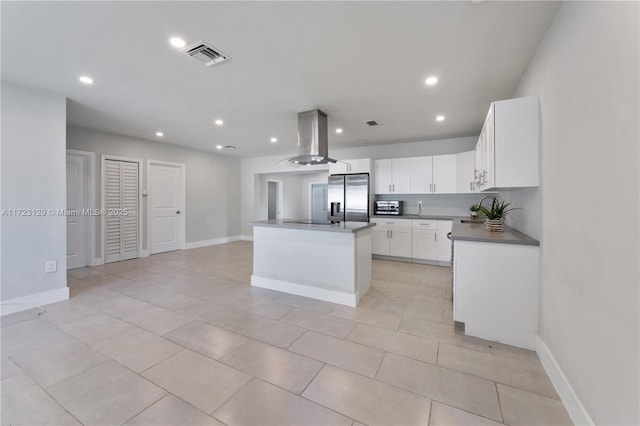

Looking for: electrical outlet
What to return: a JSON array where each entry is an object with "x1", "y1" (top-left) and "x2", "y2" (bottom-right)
[
  {"x1": 418, "y1": 201, "x2": 423, "y2": 207},
  {"x1": 45, "y1": 261, "x2": 57, "y2": 273}
]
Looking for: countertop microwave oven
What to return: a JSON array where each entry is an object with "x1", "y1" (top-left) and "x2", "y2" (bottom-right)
[{"x1": 374, "y1": 200, "x2": 403, "y2": 215}]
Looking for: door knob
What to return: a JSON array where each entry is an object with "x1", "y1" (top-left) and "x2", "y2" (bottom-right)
[{"x1": 176, "y1": 211, "x2": 181, "y2": 214}]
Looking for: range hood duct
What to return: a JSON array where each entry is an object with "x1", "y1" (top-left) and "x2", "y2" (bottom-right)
[{"x1": 278, "y1": 109, "x2": 338, "y2": 166}]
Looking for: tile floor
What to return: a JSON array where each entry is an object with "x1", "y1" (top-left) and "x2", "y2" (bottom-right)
[{"x1": 1, "y1": 241, "x2": 573, "y2": 426}]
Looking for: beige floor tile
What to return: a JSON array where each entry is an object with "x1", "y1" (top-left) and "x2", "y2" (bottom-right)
[
  {"x1": 207, "y1": 309, "x2": 305, "y2": 348},
  {"x1": 38, "y1": 300, "x2": 99, "y2": 325},
  {"x1": 357, "y1": 294, "x2": 378, "y2": 308},
  {"x1": 498, "y1": 384, "x2": 572, "y2": 426},
  {"x1": 403, "y1": 295, "x2": 450, "y2": 322},
  {"x1": 2, "y1": 318, "x2": 77, "y2": 355},
  {"x1": 376, "y1": 353, "x2": 502, "y2": 422},
  {"x1": 329, "y1": 304, "x2": 402, "y2": 330},
  {"x1": 366, "y1": 286, "x2": 414, "y2": 303},
  {"x1": 10, "y1": 338, "x2": 108, "y2": 388},
  {"x1": 91, "y1": 295, "x2": 155, "y2": 318},
  {"x1": 69, "y1": 286, "x2": 121, "y2": 303},
  {"x1": 370, "y1": 297, "x2": 408, "y2": 315},
  {"x1": 46, "y1": 412, "x2": 83, "y2": 425},
  {"x1": 289, "y1": 330, "x2": 384, "y2": 378},
  {"x1": 231, "y1": 298, "x2": 294, "y2": 320},
  {"x1": 164, "y1": 321, "x2": 248, "y2": 359},
  {"x1": 125, "y1": 394, "x2": 223, "y2": 426},
  {"x1": 48, "y1": 361, "x2": 165, "y2": 425},
  {"x1": 92, "y1": 327, "x2": 183, "y2": 372},
  {"x1": 221, "y1": 339, "x2": 323, "y2": 394},
  {"x1": 1, "y1": 373, "x2": 66, "y2": 425},
  {"x1": 59, "y1": 312, "x2": 133, "y2": 345},
  {"x1": 399, "y1": 316, "x2": 459, "y2": 342},
  {"x1": 122, "y1": 305, "x2": 193, "y2": 335},
  {"x1": 142, "y1": 349, "x2": 251, "y2": 414},
  {"x1": 0, "y1": 308, "x2": 42, "y2": 328},
  {"x1": 429, "y1": 401, "x2": 502, "y2": 425},
  {"x1": 215, "y1": 378, "x2": 352, "y2": 426},
  {"x1": 281, "y1": 309, "x2": 357, "y2": 338},
  {"x1": 437, "y1": 343, "x2": 558, "y2": 399},
  {"x1": 1, "y1": 354, "x2": 22, "y2": 380},
  {"x1": 275, "y1": 293, "x2": 336, "y2": 314},
  {"x1": 303, "y1": 365, "x2": 431, "y2": 426},
  {"x1": 347, "y1": 323, "x2": 439, "y2": 364}
]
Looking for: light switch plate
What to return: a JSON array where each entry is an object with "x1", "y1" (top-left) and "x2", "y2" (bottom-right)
[{"x1": 45, "y1": 261, "x2": 57, "y2": 273}]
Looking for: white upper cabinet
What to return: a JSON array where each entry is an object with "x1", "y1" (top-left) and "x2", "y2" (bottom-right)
[
  {"x1": 410, "y1": 157, "x2": 433, "y2": 193},
  {"x1": 329, "y1": 158, "x2": 371, "y2": 175},
  {"x1": 475, "y1": 96, "x2": 540, "y2": 191},
  {"x1": 432, "y1": 155, "x2": 457, "y2": 194},
  {"x1": 456, "y1": 150, "x2": 477, "y2": 193},
  {"x1": 374, "y1": 158, "x2": 411, "y2": 194}
]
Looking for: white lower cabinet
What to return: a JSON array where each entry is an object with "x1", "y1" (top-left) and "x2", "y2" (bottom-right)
[
  {"x1": 453, "y1": 240, "x2": 539, "y2": 349},
  {"x1": 373, "y1": 218, "x2": 451, "y2": 263},
  {"x1": 371, "y1": 219, "x2": 412, "y2": 257},
  {"x1": 411, "y1": 219, "x2": 452, "y2": 262}
]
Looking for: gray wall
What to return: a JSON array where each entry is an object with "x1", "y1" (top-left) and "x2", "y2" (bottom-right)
[
  {"x1": 504, "y1": 2, "x2": 639, "y2": 424},
  {"x1": 1, "y1": 83, "x2": 68, "y2": 301},
  {"x1": 67, "y1": 126, "x2": 241, "y2": 255}
]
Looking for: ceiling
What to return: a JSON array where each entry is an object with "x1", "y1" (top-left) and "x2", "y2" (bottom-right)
[{"x1": 1, "y1": 1, "x2": 560, "y2": 158}]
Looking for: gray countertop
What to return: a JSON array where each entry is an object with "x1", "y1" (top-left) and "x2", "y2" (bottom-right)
[
  {"x1": 371, "y1": 214, "x2": 462, "y2": 221},
  {"x1": 450, "y1": 218, "x2": 540, "y2": 246},
  {"x1": 250, "y1": 219, "x2": 376, "y2": 234}
]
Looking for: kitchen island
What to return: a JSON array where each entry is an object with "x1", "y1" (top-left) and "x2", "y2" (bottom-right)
[{"x1": 250, "y1": 220, "x2": 375, "y2": 307}]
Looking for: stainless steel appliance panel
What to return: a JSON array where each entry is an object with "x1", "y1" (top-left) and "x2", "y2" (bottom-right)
[
  {"x1": 327, "y1": 175, "x2": 345, "y2": 221},
  {"x1": 345, "y1": 174, "x2": 369, "y2": 222},
  {"x1": 374, "y1": 200, "x2": 403, "y2": 215}
]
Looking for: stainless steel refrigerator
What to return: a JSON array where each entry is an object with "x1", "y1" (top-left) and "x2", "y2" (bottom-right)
[{"x1": 327, "y1": 173, "x2": 370, "y2": 222}]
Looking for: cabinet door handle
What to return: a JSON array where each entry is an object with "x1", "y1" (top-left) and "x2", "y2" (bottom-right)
[
  {"x1": 390, "y1": 230, "x2": 393, "y2": 238},
  {"x1": 433, "y1": 183, "x2": 436, "y2": 192},
  {"x1": 434, "y1": 233, "x2": 437, "y2": 242},
  {"x1": 392, "y1": 184, "x2": 395, "y2": 192},
  {"x1": 389, "y1": 184, "x2": 392, "y2": 193},
  {"x1": 470, "y1": 182, "x2": 472, "y2": 191}
]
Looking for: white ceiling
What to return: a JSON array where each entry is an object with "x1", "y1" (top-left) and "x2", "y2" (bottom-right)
[{"x1": 1, "y1": 1, "x2": 560, "y2": 158}]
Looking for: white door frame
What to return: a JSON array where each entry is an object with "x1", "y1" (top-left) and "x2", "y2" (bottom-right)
[
  {"x1": 307, "y1": 179, "x2": 329, "y2": 219},
  {"x1": 66, "y1": 149, "x2": 97, "y2": 266},
  {"x1": 266, "y1": 179, "x2": 283, "y2": 219},
  {"x1": 147, "y1": 159, "x2": 186, "y2": 253},
  {"x1": 101, "y1": 154, "x2": 144, "y2": 261}
]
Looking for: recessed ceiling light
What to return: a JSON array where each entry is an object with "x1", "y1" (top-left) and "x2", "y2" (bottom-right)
[
  {"x1": 335, "y1": 128, "x2": 343, "y2": 134},
  {"x1": 214, "y1": 119, "x2": 224, "y2": 126},
  {"x1": 216, "y1": 145, "x2": 223, "y2": 149},
  {"x1": 79, "y1": 76, "x2": 94, "y2": 85},
  {"x1": 169, "y1": 37, "x2": 186, "y2": 48},
  {"x1": 436, "y1": 115, "x2": 446, "y2": 122},
  {"x1": 156, "y1": 132, "x2": 164, "y2": 137},
  {"x1": 425, "y1": 76, "x2": 438, "y2": 86},
  {"x1": 270, "y1": 137, "x2": 278, "y2": 143}
]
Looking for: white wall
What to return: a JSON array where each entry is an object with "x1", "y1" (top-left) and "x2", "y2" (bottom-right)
[
  {"x1": 259, "y1": 173, "x2": 303, "y2": 220},
  {"x1": 505, "y1": 2, "x2": 639, "y2": 424},
  {"x1": 241, "y1": 137, "x2": 477, "y2": 235},
  {"x1": 1, "y1": 83, "x2": 68, "y2": 310},
  {"x1": 67, "y1": 126, "x2": 241, "y2": 253}
]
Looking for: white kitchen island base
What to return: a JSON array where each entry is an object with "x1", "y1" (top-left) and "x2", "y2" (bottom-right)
[{"x1": 251, "y1": 223, "x2": 373, "y2": 307}]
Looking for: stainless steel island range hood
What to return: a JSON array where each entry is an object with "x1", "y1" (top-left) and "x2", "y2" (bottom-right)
[{"x1": 278, "y1": 109, "x2": 338, "y2": 166}]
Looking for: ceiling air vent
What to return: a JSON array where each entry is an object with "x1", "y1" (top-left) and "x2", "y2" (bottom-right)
[
  {"x1": 365, "y1": 120, "x2": 379, "y2": 127},
  {"x1": 182, "y1": 41, "x2": 230, "y2": 67}
]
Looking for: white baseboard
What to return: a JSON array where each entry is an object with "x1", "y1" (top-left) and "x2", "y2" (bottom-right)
[
  {"x1": 0, "y1": 287, "x2": 70, "y2": 316},
  {"x1": 536, "y1": 336, "x2": 594, "y2": 425},
  {"x1": 91, "y1": 257, "x2": 104, "y2": 266},
  {"x1": 139, "y1": 249, "x2": 150, "y2": 258},
  {"x1": 185, "y1": 235, "x2": 242, "y2": 250},
  {"x1": 240, "y1": 235, "x2": 253, "y2": 241},
  {"x1": 251, "y1": 275, "x2": 358, "y2": 307}
]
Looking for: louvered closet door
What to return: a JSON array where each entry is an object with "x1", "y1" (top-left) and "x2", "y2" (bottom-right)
[{"x1": 104, "y1": 159, "x2": 139, "y2": 263}]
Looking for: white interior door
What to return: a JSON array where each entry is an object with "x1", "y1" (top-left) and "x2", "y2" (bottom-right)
[
  {"x1": 150, "y1": 163, "x2": 182, "y2": 254},
  {"x1": 104, "y1": 159, "x2": 139, "y2": 263},
  {"x1": 66, "y1": 153, "x2": 88, "y2": 269}
]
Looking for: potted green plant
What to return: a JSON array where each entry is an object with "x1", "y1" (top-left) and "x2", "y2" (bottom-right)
[
  {"x1": 469, "y1": 204, "x2": 481, "y2": 219},
  {"x1": 477, "y1": 198, "x2": 516, "y2": 232}
]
